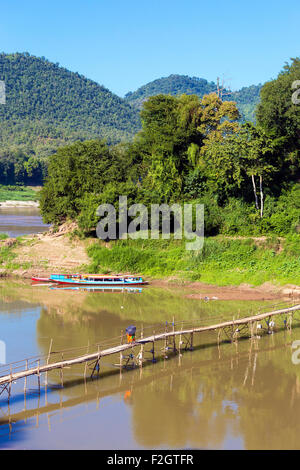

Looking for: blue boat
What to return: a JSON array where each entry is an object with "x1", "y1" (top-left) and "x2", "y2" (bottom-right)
[{"x1": 49, "y1": 273, "x2": 147, "y2": 286}]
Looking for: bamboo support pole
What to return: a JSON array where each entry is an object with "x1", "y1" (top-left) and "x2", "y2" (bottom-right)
[
  {"x1": 190, "y1": 330, "x2": 194, "y2": 351},
  {"x1": 152, "y1": 331, "x2": 156, "y2": 363},
  {"x1": 251, "y1": 352, "x2": 258, "y2": 386},
  {"x1": 60, "y1": 354, "x2": 63, "y2": 388},
  {"x1": 139, "y1": 325, "x2": 144, "y2": 366},
  {"x1": 179, "y1": 323, "x2": 182, "y2": 355},
  {"x1": 24, "y1": 359, "x2": 28, "y2": 394},
  {"x1": 45, "y1": 338, "x2": 53, "y2": 388},
  {"x1": 120, "y1": 330, "x2": 123, "y2": 371},
  {"x1": 172, "y1": 317, "x2": 177, "y2": 353},
  {"x1": 37, "y1": 360, "x2": 41, "y2": 394},
  {"x1": 164, "y1": 322, "x2": 168, "y2": 353},
  {"x1": 84, "y1": 341, "x2": 89, "y2": 379},
  {"x1": 8, "y1": 367, "x2": 12, "y2": 403}
]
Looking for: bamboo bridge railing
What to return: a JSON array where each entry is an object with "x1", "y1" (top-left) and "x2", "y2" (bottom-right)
[{"x1": 0, "y1": 302, "x2": 299, "y2": 402}]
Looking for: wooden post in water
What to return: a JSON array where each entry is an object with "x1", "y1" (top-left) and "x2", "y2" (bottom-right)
[
  {"x1": 172, "y1": 317, "x2": 177, "y2": 353},
  {"x1": 179, "y1": 322, "x2": 183, "y2": 356},
  {"x1": 60, "y1": 354, "x2": 63, "y2": 388},
  {"x1": 152, "y1": 331, "x2": 156, "y2": 363},
  {"x1": 249, "y1": 321, "x2": 254, "y2": 338},
  {"x1": 45, "y1": 338, "x2": 53, "y2": 389},
  {"x1": 252, "y1": 352, "x2": 257, "y2": 386},
  {"x1": 255, "y1": 320, "x2": 259, "y2": 336},
  {"x1": 24, "y1": 359, "x2": 28, "y2": 394},
  {"x1": 97, "y1": 345, "x2": 101, "y2": 376},
  {"x1": 8, "y1": 366, "x2": 12, "y2": 404},
  {"x1": 84, "y1": 340, "x2": 89, "y2": 380},
  {"x1": 139, "y1": 325, "x2": 144, "y2": 367},
  {"x1": 91, "y1": 346, "x2": 101, "y2": 379},
  {"x1": 289, "y1": 313, "x2": 293, "y2": 331},
  {"x1": 217, "y1": 328, "x2": 221, "y2": 358},
  {"x1": 164, "y1": 322, "x2": 168, "y2": 354},
  {"x1": 232, "y1": 317, "x2": 235, "y2": 342},
  {"x1": 190, "y1": 329, "x2": 194, "y2": 351},
  {"x1": 178, "y1": 324, "x2": 182, "y2": 367},
  {"x1": 120, "y1": 330, "x2": 124, "y2": 372},
  {"x1": 37, "y1": 360, "x2": 41, "y2": 395},
  {"x1": 267, "y1": 316, "x2": 271, "y2": 334}
]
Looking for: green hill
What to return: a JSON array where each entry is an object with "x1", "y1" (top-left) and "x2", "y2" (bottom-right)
[
  {"x1": 0, "y1": 52, "x2": 140, "y2": 158},
  {"x1": 125, "y1": 74, "x2": 261, "y2": 122},
  {"x1": 0, "y1": 55, "x2": 262, "y2": 186}
]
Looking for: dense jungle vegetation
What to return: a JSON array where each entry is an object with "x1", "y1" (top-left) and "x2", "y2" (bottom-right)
[{"x1": 40, "y1": 58, "x2": 300, "y2": 241}]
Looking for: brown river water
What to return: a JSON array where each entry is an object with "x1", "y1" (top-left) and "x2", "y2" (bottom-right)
[
  {"x1": 0, "y1": 280, "x2": 299, "y2": 450},
  {"x1": 0, "y1": 207, "x2": 49, "y2": 238}
]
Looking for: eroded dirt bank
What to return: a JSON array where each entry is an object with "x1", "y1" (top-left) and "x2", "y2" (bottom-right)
[{"x1": 0, "y1": 229, "x2": 91, "y2": 278}]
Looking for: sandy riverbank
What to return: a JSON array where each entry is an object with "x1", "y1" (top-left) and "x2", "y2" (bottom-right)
[
  {"x1": 0, "y1": 200, "x2": 39, "y2": 208},
  {"x1": 0, "y1": 231, "x2": 299, "y2": 301},
  {"x1": 150, "y1": 279, "x2": 300, "y2": 301}
]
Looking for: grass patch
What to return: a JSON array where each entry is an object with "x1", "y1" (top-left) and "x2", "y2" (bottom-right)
[
  {"x1": 0, "y1": 245, "x2": 17, "y2": 267},
  {"x1": 87, "y1": 235, "x2": 300, "y2": 286},
  {"x1": 0, "y1": 185, "x2": 40, "y2": 202}
]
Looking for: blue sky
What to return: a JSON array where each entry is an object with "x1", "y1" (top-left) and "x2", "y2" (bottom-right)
[{"x1": 0, "y1": 0, "x2": 299, "y2": 96}]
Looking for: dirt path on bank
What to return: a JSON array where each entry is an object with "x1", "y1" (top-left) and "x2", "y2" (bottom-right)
[{"x1": 1, "y1": 232, "x2": 91, "y2": 278}]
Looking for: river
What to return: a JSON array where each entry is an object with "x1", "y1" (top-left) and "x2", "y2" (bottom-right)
[
  {"x1": 0, "y1": 207, "x2": 49, "y2": 238},
  {"x1": 0, "y1": 280, "x2": 299, "y2": 450}
]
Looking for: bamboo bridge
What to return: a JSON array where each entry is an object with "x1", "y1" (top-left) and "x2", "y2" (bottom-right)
[{"x1": 0, "y1": 302, "x2": 299, "y2": 402}]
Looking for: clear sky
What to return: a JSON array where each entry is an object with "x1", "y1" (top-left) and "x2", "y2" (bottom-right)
[{"x1": 0, "y1": 0, "x2": 299, "y2": 96}]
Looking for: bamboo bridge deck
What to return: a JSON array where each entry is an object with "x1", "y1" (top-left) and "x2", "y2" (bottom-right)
[{"x1": 0, "y1": 302, "x2": 299, "y2": 402}]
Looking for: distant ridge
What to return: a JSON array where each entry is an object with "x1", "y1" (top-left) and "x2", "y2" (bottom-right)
[
  {"x1": 0, "y1": 54, "x2": 262, "y2": 162},
  {"x1": 0, "y1": 52, "x2": 140, "y2": 157},
  {"x1": 125, "y1": 74, "x2": 262, "y2": 122}
]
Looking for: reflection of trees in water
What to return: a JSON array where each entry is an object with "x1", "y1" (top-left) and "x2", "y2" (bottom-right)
[
  {"x1": 128, "y1": 355, "x2": 240, "y2": 448},
  {"x1": 31, "y1": 289, "x2": 300, "y2": 449},
  {"x1": 36, "y1": 305, "x2": 140, "y2": 352},
  {"x1": 237, "y1": 338, "x2": 300, "y2": 450},
  {"x1": 127, "y1": 331, "x2": 300, "y2": 449},
  {"x1": 82, "y1": 289, "x2": 270, "y2": 324}
]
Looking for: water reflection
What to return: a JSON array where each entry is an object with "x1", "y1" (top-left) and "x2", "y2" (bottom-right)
[
  {"x1": 0, "y1": 280, "x2": 299, "y2": 449},
  {"x1": 50, "y1": 285, "x2": 143, "y2": 293}
]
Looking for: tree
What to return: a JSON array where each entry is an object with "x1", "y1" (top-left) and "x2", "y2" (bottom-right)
[
  {"x1": 39, "y1": 140, "x2": 124, "y2": 223},
  {"x1": 237, "y1": 123, "x2": 276, "y2": 217},
  {"x1": 256, "y1": 57, "x2": 300, "y2": 181},
  {"x1": 134, "y1": 93, "x2": 240, "y2": 203},
  {"x1": 136, "y1": 94, "x2": 204, "y2": 202}
]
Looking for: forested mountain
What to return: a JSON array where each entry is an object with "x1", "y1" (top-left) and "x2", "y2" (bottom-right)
[
  {"x1": 0, "y1": 53, "x2": 262, "y2": 186},
  {"x1": 0, "y1": 52, "x2": 140, "y2": 184},
  {"x1": 125, "y1": 74, "x2": 261, "y2": 122}
]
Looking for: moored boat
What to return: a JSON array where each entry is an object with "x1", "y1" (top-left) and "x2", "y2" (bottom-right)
[
  {"x1": 49, "y1": 273, "x2": 147, "y2": 286},
  {"x1": 31, "y1": 276, "x2": 53, "y2": 282}
]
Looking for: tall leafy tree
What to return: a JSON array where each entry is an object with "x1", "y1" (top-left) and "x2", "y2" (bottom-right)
[
  {"x1": 236, "y1": 123, "x2": 275, "y2": 217},
  {"x1": 256, "y1": 57, "x2": 300, "y2": 180},
  {"x1": 40, "y1": 140, "x2": 126, "y2": 223}
]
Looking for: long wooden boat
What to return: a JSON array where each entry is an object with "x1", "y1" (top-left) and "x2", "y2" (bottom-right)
[
  {"x1": 32, "y1": 276, "x2": 53, "y2": 282},
  {"x1": 49, "y1": 274, "x2": 147, "y2": 286}
]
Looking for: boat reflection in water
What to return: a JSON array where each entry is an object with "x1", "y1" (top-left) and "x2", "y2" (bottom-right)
[{"x1": 50, "y1": 285, "x2": 143, "y2": 293}]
